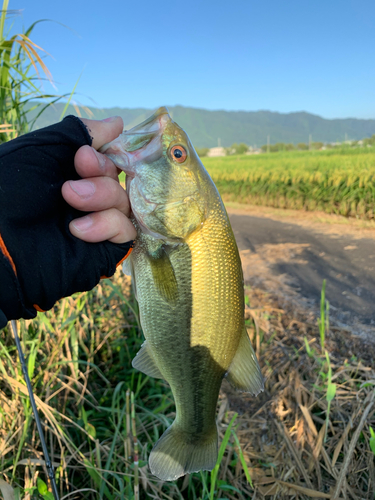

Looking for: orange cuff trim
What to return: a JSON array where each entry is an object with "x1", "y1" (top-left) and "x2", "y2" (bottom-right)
[
  {"x1": 100, "y1": 246, "x2": 133, "y2": 280},
  {"x1": 0, "y1": 233, "x2": 17, "y2": 275},
  {"x1": 33, "y1": 304, "x2": 46, "y2": 312},
  {"x1": 116, "y1": 246, "x2": 133, "y2": 268}
]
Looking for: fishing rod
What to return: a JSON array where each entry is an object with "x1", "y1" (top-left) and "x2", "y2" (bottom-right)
[{"x1": 10, "y1": 320, "x2": 60, "y2": 500}]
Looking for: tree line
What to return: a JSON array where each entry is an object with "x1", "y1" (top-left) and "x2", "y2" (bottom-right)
[{"x1": 196, "y1": 134, "x2": 375, "y2": 157}]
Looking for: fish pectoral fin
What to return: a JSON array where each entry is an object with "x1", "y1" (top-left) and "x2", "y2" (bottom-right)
[
  {"x1": 122, "y1": 256, "x2": 132, "y2": 277},
  {"x1": 122, "y1": 256, "x2": 138, "y2": 300},
  {"x1": 148, "y1": 249, "x2": 178, "y2": 305},
  {"x1": 226, "y1": 326, "x2": 264, "y2": 395},
  {"x1": 132, "y1": 341, "x2": 164, "y2": 379}
]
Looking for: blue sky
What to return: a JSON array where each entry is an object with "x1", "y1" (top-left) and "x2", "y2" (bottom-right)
[{"x1": 10, "y1": 0, "x2": 375, "y2": 119}]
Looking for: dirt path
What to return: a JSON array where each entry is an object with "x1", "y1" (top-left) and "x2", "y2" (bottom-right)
[{"x1": 226, "y1": 203, "x2": 375, "y2": 340}]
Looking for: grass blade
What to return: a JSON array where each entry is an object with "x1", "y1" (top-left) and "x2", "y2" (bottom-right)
[{"x1": 210, "y1": 412, "x2": 238, "y2": 500}]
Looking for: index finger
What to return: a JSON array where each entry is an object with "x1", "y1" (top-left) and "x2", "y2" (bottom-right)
[{"x1": 80, "y1": 116, "x2": 124, "y2": 150}]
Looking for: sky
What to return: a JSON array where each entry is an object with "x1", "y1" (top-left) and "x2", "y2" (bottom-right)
[{"x1": 8, "y1": 0, "x2": 375, "y2": 119}]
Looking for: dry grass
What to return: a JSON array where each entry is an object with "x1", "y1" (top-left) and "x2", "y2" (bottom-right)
[
  {"x1": 222, "y1": 286, "x2": 375, "y2": 499},
  {"x1": 0, "y1": 273, "x2": 374, "y2": 499}
]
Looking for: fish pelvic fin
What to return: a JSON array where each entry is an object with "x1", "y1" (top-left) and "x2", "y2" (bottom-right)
[
  {"x1": 226, "y1": 325, "x2": 264, "y2": 395},
  {"x1": 149, "y1": 422, "x2": 218, "y2": 481},
  {"x1": 132, "y1": 341, "x2": 164, "y2": 379}
]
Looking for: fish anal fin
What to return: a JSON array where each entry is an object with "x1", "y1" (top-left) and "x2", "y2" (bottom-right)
[
  {"x1": 149, "y1": 422, "x2": 218, "y2": 481},
  {"x1": 148, "y1": 248, "x2": 178, "y2": 305},
  {"x1": 132, "y1": 341, "x2": 164, "y2": 379},
  {"x1": 226, "y1": 326, "x2": 264, "y2": 395}
]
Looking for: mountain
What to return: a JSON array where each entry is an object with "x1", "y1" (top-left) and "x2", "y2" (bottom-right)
[{"x1": 28, "y1": 103, "x2": 375, "y2": 148}]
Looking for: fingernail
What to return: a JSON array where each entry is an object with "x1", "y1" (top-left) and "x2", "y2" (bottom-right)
[
  {"x1": 69, "y1": 180, "x2": 96, "y2": 198},
  {"x1": 93, "y1": 148, "x2": 106, "y2": 170},
  {"x1": 102, "y1": 116, "x2": 119, "y2": 123},
  {"x1": 72, "y1": 215, "x2": 93, "y2": 232}
]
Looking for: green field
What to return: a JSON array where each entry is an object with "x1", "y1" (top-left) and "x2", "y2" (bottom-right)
[{"x1": 203, "y1": 147, "x2": 375, "y2": 219}]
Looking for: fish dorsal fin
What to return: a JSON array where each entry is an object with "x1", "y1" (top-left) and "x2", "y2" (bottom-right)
[
  {"x1": 226, "y1": 326, "x2": 264, "y2": 395},
  {"x1": 148, "y1": 248, "x2": 178, "y2": 305},
  {"x1": 132, "y1": 341, "x2": 164, "y2": 379}
]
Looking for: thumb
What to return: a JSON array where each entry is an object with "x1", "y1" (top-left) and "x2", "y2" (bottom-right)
[{"x1": 80, "y1": 116, "x2": 124, "y2": 150}]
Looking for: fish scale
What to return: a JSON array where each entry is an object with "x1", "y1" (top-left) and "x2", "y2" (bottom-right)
[
  {"x1": 100, "y1": 106, "x2": 264, "y2": 481},
  {"x1": 188, "y1": 199, "x2": 244, "y2": 361}
]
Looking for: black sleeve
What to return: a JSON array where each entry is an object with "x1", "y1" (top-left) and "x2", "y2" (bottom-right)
[{"x1": 0, "y1": 116, "x2": 133, "y2": 328}]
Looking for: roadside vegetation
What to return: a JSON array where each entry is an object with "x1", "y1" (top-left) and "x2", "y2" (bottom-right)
[
  {"x1": 1, "y1": 273, "x2": 375, "y2": 499},
  {"x1": 203, "y1": 147, "x2": 375, "y2": 219},
  {"x1": 0, "y1": 274, "x2": 259, "y2": 500}
]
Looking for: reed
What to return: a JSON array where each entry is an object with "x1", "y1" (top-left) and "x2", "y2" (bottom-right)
[{"x1": 0, "y1": 0, "x2": 86, "y2": 143}]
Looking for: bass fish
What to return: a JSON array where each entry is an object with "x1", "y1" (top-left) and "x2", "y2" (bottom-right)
[{"x1": 100, "y1": 107, "x2": 264, "y2": 481}]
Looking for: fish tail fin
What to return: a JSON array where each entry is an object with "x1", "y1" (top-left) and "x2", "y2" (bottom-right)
[{"x1": 149, "y1": 422, "x2": 218, "y2": 481}]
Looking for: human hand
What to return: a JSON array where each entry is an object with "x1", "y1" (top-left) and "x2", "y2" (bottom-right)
[
  {"x1": 62, "y1": 117, "x2": 136, "y2": 244},
  {"x1": 0, "y1": 115, "x2": 135, "y2": 328}
]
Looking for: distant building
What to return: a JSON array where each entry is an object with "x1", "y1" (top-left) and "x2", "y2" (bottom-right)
[
  {"x1": 246, "y1": 147, "x2": 262, "y2": 155},
  {"x1": 207, "y1": 147, "x2": 226, "y2": 157}
]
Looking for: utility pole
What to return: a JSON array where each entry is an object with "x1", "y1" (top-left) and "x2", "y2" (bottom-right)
[
  {"x1": 218, "y1": 138, "x2": 221, "y2": 147},
  {"x1": 309, "y1": 134, "x2": 312, "y2": 150},
  {"x1": 267, "y1": 135, "x2": 270, "y2": 153}
]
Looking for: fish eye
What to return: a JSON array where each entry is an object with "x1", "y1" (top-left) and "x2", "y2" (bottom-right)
[{"x1": 171, "y1": 145, "x2": 187, "y2": 163}]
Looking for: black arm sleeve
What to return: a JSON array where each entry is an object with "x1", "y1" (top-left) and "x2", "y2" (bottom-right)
[{"x1": 0, "y1": 116, "x2": 133, "y2": 328}]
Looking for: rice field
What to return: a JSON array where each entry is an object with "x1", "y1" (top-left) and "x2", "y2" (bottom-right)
[{"x1": 202, "y1": 147, "x2": 375, "y2": 219}]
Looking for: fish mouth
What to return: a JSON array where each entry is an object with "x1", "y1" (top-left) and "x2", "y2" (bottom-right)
[
  {"x1": 128, "y1": 106, "x2": 170, "y2": 137},
  {"x1": 99, "y1": 106, "x2": 170, "y2": 174}
]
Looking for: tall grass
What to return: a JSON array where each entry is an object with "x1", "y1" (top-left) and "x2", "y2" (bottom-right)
[
  {"x1": 0, "y1": 273, "x2": 254, "y2": 499},
  {"x1": 0, "y1": 0, "x2": 83, "y2": 143},
  {"x1": 203, "y1": 148, "x2": 375, "y2": 219},
  {"x1": 1, "y1": 271, "x2": 374, "y2": 498}
]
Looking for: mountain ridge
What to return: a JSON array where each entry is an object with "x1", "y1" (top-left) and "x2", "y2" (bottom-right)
[{"x1": 29, "y1": 103, "x2": 375, "y2": 148}]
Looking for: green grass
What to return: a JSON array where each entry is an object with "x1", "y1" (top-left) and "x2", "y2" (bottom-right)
[
  {"x1": 0, "y1": 1, "x2": 85, "y2": 143},
  {"x1": 203, "y1": 147, "x2": 375, "y2": 219},
  {"x1": 0, "y1": 274, "x2": 254, "y2": 499},
  {"x1": 2, "y1": 274, "x2": 375, "y2": 498}
]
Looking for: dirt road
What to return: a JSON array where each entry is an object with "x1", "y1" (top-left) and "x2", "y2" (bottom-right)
[{"x1": 226, "y1": 203, "x2": 375, "y2": 338}]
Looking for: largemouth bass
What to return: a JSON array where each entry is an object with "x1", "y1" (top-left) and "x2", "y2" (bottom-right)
[{"x1": 100, "y1": 107, "x2": 264, "y2": 481}]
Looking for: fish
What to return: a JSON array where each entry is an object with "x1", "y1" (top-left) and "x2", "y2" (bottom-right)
[{"x1": 100, "y1": 107, "x2": 264, "y2": 481}]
